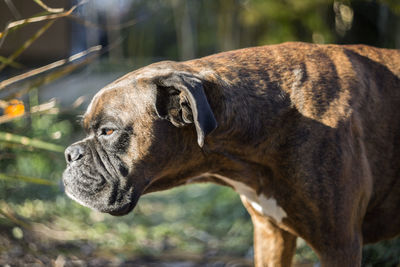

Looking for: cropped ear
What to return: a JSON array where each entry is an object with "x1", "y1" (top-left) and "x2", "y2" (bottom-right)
[{"x1": 154, "y1": 72, "x2": 217, "y2": 147}]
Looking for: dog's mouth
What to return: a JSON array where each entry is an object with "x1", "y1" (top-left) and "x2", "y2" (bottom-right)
[
  {"x1": 62, "y1": 165, "x2": 141, "y2": 216},
  {"x1": 107, "y1": 200, "x2": 136, "y2": 216}
]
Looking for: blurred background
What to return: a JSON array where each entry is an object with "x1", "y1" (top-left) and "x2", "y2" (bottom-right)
[{"x1": 0, "y1": 0, "x2": 399, "y2": 266}]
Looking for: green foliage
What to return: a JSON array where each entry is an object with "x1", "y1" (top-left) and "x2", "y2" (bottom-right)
[
  {"x1": 120, "y1": 0, "x2": 399, "y2": 62},
  {"x1": 362, "y1": 239, "x2": 400, "y2": 267},
  {"x1": 0, "y1": 91, "x2": 79, "y2": 201}
]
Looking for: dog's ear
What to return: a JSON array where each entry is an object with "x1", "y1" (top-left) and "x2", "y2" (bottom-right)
[{"x1": 154, "y1": 73, "x2": 217, "y2": 147}]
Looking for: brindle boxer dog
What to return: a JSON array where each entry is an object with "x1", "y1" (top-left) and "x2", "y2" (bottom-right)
[{"x1": 63, "y1": 42, "x2": 400, "y2": 266}]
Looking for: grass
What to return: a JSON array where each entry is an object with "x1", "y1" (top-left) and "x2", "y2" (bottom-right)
[{"x1": 8, "y1": 184, "x2": 253, "y2": 256}]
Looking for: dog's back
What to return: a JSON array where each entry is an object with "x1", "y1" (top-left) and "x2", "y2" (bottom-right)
[{"x1": 188, "y1": 42, "x2": 400, "y2": 243}]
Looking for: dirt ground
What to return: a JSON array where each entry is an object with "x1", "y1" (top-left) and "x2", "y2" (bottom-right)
[
  {"x1": 0, "y1": 224, "x2": 318, "y2": 267},
  {"x1": 0, "y1": 224, "x2": 255, "y2": 267}
]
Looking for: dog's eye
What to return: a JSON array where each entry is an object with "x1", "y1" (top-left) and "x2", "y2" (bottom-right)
[{"x1": 101, "y1": 128, "x2": 115, "y2": 136}]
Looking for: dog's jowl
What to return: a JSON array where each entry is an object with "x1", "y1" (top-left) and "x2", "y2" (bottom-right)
[{"x1": 63, "y1": 42, "x2": 400, "y2": 267}]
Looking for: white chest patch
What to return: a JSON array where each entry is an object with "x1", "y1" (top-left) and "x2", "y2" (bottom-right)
[{"x1": 212, "y1": 174, "x2": 287, "y2": 223}]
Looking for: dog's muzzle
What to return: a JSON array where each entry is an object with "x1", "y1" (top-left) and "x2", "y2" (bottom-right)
[{"x1": 62, "y1": 142, "x2": 137, "y2": 216}]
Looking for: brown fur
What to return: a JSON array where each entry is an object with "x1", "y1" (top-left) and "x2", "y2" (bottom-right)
[{"x1": 67, "y1": 42, "x2": 400, "y2": 266}]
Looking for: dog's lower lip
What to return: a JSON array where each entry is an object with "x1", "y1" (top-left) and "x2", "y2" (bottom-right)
[
  {"x1": 108, "y1": 186, "x2": 141, "y2": 216},
  {"x1": 108, "y1": 202, "x2": 135, "y2": 216}
]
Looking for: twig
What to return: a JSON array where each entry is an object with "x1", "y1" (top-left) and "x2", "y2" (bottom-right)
[
  {"x1": 0, "y1": 45, "x2": 102, "y2": 90},
  {"x1": 32, "y1": 0, "x2": 64, "y2": 13},
  {"x1": 0, "y1": 131, "x2": 64, "y2": 152},
  {"x1": 0, "y1": 56, "x2": 24, "y2": 68},
  {"x1": 30, "y1": 98, "x2": 56, "y2": 113},
  {"x1": 0, "y1": 0, "x2": 87, "y2": 40},
  {"x1": 0, "y1": 20, "x2": 55, "y2": 72},
  {"x1": 0, "y1": 173, "x2": 55, "y2": 186},
  {"x1": 3, "y1": 52, "x2": 98, "y2": 100}
]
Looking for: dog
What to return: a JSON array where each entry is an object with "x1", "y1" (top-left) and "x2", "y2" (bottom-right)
[{"x1": 63, "y1": 42, "x2": 400, "y2": 266}]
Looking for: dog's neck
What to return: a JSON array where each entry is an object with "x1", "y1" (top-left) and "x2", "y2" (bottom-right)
[{"x1": 195, "y1": 81, "x2": 298, "y2": 201}]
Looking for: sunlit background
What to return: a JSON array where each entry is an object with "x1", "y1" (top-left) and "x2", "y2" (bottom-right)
[{"x1": 0, "y1": 0, "x2": 399, "y2": 266}]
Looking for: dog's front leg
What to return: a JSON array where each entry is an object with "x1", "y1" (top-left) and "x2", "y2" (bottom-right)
[
  {"x1": 241, "y1": 196, "x2": 297, "y2": 267},
  {"x1": 316, "y1": 236, "x2": 362, "y2": 267}
]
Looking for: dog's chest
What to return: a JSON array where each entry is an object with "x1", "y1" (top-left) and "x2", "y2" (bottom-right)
[{"x1": 212, "y1": 174, "x2": 287, "y2": 223}]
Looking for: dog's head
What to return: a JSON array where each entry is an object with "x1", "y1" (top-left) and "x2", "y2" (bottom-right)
[{"x1": 62, "y1": 64, "x2": 217, "y2": 215}]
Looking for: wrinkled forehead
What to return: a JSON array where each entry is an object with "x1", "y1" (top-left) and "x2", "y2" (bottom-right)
[{"x1": 83, "y1": 75, "x2": 155, "y2": 130}]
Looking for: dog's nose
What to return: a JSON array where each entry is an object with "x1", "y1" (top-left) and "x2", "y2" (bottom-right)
[{"x1": 65, "y1": 144, "x2": 84, "y2": 163}]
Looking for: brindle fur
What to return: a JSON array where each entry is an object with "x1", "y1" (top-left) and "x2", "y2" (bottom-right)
[{"x1": 64, "y1": 42, "x2": 400, "y2": 266}]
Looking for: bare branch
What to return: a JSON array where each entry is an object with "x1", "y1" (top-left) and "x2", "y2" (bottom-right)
[
  {"x1": 0, "y1": 0, "x2": 87, "y2": 40},
  {"x1": 32, "y1": 0, "x2": 64, "y2": 13},
  {"x1": 0, "y1": 56, "x2": 24, "y2": 68},
  {"x1": 0, "y1": 45, "x2": 102, "y2": 90},
  {"x1": 0, "y1": 131, "x2": 64, "y2": 152},
  {"x1": 0, "y1": 20, "x2": 54, "y2": 72}
]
